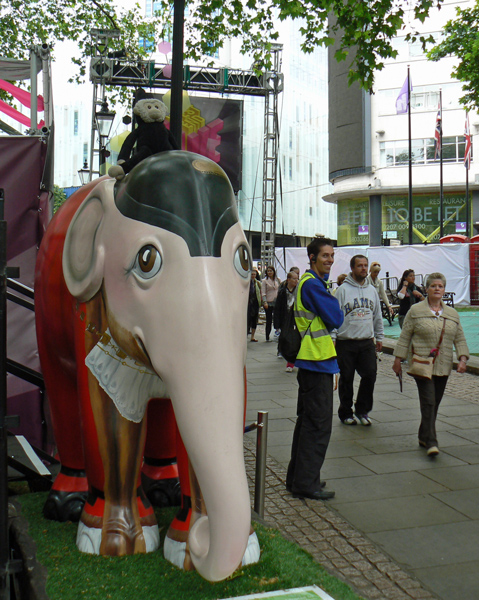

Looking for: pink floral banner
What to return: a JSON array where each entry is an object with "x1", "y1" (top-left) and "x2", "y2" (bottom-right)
[
  {"x1": 0, "y1": 97, "x2": 44, "y2": 128},
  {"x1": 0, "y1": 79, "x2": 44, "y2": 110}
]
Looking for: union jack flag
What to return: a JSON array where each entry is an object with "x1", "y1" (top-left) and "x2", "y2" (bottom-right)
[
  {"x1": 434, "y1": 104, "x2": 442, "y2": 160},
  {"x1": 464, "y1": 112, "x2": 472, "y2": 170}
]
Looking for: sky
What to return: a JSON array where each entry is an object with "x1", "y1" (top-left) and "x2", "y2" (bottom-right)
[
  {"x1": 51, "y1": 0, "x2": 139, "y2": 107},
  {"x1": 51, "y1": 40, "x2": 92, "y2": 107}
]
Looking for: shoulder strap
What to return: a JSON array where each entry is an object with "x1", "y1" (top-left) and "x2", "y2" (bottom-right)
[
  {"x1": 431, "y1": 318, "x2": 447, "y2": 363},
  {"x1": 437, "y1": 317, "x2": 447, "y2": 350}
]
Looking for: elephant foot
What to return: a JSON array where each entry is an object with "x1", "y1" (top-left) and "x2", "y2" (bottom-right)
[
  {"x1": 43, "y1": 468, "x2": 88, "y2": 522},
  {"x1": 163, "y1": 529, "x2": 260, "y2": 571},
  {"x1": 141, "y1": 475, "x2": 181, "y2": 508},
  {"x1": 141, "y1": 459, "x2": 181, "y2": 507},
  {"x1": 242, "y1": 531, "x2": 261, "y2": 565},
  {"x1": 77, "y1": 521, "x2": 159, "y2": 555},
  {"x1": 77, "y1": 488, "x2": 159, "y2": 555}
]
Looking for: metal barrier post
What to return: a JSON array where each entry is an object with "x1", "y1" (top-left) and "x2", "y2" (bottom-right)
[
  {"x1": 0, "y1": 191, "x2": 8, "y2": 600},
  {"x1": 0, "y1": 191, "x2": 22, "y2": 599},
  {"x1": 253, "y1": 410, "x2": 268, "y2": 519}
]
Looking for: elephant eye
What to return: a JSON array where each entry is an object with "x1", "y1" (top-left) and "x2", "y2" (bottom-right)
[
  {"x1": 233, "y1": 245, "x2": 251, "y2": 279},
  {"x1": 133, "y1": 245, "x2": 162, "y2": 280}
]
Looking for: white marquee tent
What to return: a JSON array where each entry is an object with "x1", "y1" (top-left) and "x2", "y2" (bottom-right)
[{"x1": 274, "y1": 244, "x2": 470, "y2": 305}]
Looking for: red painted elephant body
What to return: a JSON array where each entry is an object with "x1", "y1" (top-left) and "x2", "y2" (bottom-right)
[{"x1": 34, "y1": 152, "x2": 260, "y2": 581}]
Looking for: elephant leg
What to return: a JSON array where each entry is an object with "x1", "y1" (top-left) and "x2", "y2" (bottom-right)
[
  {"x1": 39, "y1": 305, "x2": 88, "y2": 522},
  {"x1": 77, "y1": 372, "x2": 158, "y2": 555},
  {"x1": 142, "y1": 398, "x2": 181, "y2": 508},
  {"x1": 164, "y1": 428, "x2": 205, "y2": 570},
  {"x1": 41, "y1": 362, "x2": 87, "y2": 522}
]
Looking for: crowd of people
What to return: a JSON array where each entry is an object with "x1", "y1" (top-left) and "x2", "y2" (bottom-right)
[{"x1": 248, "y1": 241, "x2": 470, "y2": 500}]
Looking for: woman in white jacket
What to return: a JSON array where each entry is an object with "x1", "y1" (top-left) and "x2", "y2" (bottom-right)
[{"x1": 392, "y1": 273, "x2": 469, "y2": 456}]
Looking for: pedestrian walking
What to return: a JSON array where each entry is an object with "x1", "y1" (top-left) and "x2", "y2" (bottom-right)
[
  {"x1": 274, "y1": 270, "x2": 299, "y2": 372},
  {"x1": 397, "y1": 269, "x2": 424, "y2": 328},
  {"x1": 368, "y1": 262, "x2": 394, "y2": 318},
  {"x1": 332, "y1": 273, "x2": 347, "y2": 296},
  {"x1": 247, "y1": 269, "x2": 261, "y2": 342},
  {"x1": 261, "y1": 266, "x2": 281, "y2": 342},
  {"x1": 392, "y1": 272, "x2": 469, "y2": 456},
  {"x1": 333, "y1": 255, "x2": 384, "y2": 426},
  {"x1": 286, "y1": 237, "x2": 344, "y2": 500}
]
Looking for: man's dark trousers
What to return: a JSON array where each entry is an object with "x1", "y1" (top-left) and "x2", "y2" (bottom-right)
[
  {"x1": 336, "y1": 338, "x2": 377, "y2": 421},
  {"x1": 286, "y1": 369, "x2": 333, "y2": 494}
]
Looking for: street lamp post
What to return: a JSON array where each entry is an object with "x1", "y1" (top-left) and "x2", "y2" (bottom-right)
[
  {"x1": 78, "y1": 160, "x2": 90, "y2": 186},
  {"x1": 94, "y1": 100, "x2": 115, "y2": 174}
]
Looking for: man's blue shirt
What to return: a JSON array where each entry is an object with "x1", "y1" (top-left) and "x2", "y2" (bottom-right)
[{"x1": 295, "y1": 270, "x2": 344, "y2": 374}]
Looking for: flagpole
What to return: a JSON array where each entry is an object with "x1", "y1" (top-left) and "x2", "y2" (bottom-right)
[
  {"x1": 407, "y1": 65, "x2": 413, "y2": 245},
  {"x1": 466, "y1": 166, "x2": 469, "y2": 238},
  {"x1": 465, "y1": 111, "x2": 471, "y2": 238},
  {"x1": 439, "y1": 89, "x2": 444, "y2": 239}
]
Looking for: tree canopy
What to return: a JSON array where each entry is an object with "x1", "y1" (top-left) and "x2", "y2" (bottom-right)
[
  {"x1": 427, "y1": 2, "x2": 479, "y2": 110},
  {"x1": 0, "y1": 0, "x2": 443, "y2": 93}
]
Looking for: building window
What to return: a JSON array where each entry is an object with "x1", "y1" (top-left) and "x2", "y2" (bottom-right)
[
  {"x1": 379, "y1": 136, "x2": 470, "y2": 167},
  {"x1": 408, "y1": 39, "x2": 423, "y2": 57},
  {"x1": 73, "y1": 110, "x2": 78, "y2": 135},
  {"x1": 309, "y1": 206, "x2": 313, "y2": 216},
  {"x1": 411, "y1": 89, "x2": 440, "y2": 111},
  {"x1": 139, "y1": 37, "x2": 155, "y2": 52},
  {"x1": 289, "y1": 126, "x2": 292, "y2": 149},
  {"x1": 289, "y1": 158, "x2": 292, "y2": 180},
  {"x1": 83, "y1": 143, "x2": 88, "y2": 163},
  {"x1": 309, "y1": 163, "x2": 313, "y2": 186},
  {"x1": 377, "y1": 82, "x2": 462, "y2": 116}
]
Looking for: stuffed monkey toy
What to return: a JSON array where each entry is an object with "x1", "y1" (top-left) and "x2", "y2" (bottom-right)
[{"x1": 108, "y1": 98, "x2": 179, "y2": 180}]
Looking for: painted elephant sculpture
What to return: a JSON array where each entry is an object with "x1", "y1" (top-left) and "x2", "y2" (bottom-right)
[{"x1": 34, "y1": 151, "x2": 260, "y2": 581}]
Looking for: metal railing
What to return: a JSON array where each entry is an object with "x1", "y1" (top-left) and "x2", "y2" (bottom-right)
[{"x1": 244, "y1": 410, "x2": 269, "y2": 519}]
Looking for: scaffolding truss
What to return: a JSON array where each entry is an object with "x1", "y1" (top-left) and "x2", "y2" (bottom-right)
[{"x1": 89, "y1": 37, "x2": 283, "y2": 266}]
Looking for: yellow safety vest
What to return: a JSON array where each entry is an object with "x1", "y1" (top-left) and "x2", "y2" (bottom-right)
[{"x1": 294, "y1": 273, "x2": 337, "y2": 362}]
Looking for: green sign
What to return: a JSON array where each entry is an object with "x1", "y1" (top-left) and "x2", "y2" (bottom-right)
[
  {"x1": 220, "y1": 586, "x2": 335, "y2": 600},
  {"x1": 337, "y1": 192, "x2": 471, "y2": 246},
  {"x1": 337, "y1": 198, "x2": 369, "y2": 246},
  {"x1": 382, "y1": 192, "x2": 470, "y2": 244}
]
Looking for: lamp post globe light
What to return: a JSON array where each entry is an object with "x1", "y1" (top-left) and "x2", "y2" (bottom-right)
[
  {"x1": 94, "y1": 99, "x2": 115, "y2": 138},
  {"x1": 94, "y1": 99, "x2": 115, "y2": 173},
  {"x1": 78, "y1": 160, "x2": 90, "y2": 186}
]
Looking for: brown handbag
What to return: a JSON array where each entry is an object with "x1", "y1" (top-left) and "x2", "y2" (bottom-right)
[{"x1": 407, "y1": 318, "x2": 446, "y2": 380}]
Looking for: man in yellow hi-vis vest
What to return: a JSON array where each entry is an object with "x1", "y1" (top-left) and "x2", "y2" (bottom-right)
[{"x1": 286, "y1": 237, "x2": 344, "y2": 501}]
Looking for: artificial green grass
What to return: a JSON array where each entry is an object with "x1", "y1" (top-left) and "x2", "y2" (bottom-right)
[{"x1": 16, "y1": 493, "x2": 365, "y2": 600}]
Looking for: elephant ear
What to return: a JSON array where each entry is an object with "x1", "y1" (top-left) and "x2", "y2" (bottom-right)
[{"x1": 63, "y1": 182, "x2": 110, "y2": 301}]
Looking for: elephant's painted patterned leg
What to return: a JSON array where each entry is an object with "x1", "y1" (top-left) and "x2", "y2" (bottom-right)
[
  {"x1": 164, "y1": 429, "x2": 227, "y2": 571},
  {"x1": 77, "y1": 373, "x2": 158, "y2": 555},
  {"x1": 142, "y1": 398, "x2": 181, "y2": 507}
]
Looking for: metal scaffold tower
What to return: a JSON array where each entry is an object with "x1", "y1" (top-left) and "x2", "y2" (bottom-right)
[
  {"x1": 260, "y1": 45, "x2": 282, "y2": 270},
  {"x1": 89, "y1": 33, "x2": 283, "y2": 263}
]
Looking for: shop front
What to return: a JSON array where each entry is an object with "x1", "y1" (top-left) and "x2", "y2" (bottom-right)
[{"x1": 337, "y1": 192, "x2": 471, "y2": 246}]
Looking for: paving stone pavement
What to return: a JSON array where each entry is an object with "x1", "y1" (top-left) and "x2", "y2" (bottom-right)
[{"x1": 243, "y1": 327, "x2": 479, "y2": 600}]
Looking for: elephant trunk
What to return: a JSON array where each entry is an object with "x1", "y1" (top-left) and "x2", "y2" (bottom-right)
[{"x1": 163, "y1": 363, "x2": 251, "y2": 582}]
